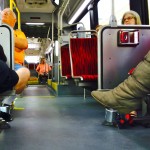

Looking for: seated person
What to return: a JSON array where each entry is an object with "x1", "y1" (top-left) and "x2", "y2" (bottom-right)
[
  {"x1": 1, "y1": 8, "x2": 28, "y2": 70},
  {"x1": 91, "y1": 50, "x2": 150, "y2": 115},
  {"x1": 121, "y1": 10, "x2": 141, "y2": 25},
  {"x1": 0, "y1": 45, "x2": 30, "y2": 94},
  {"x1": 0, "y1": 59, "x2": 18, "y2": 93},
  {"x1": 95, "y1": 25, "x2": 103, "y2": 32},
  {"x1": 1, "y1": 8, "x2": 30, "y2": 92},
  {"x1": 122, "y1": 10, "x2": 141, "y2": 76},
  {"x1": 36, "y1": 57, "x2": 51, "y2": 83},
  {"x1": 92, "y1": 11, "x2": 142, "y2": 117},
  {"x1": 93, "y1": 24, "x2": 103, "y2": 37}
]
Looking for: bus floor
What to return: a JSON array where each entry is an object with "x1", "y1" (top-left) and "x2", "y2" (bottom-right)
[{"x1": 0, "y1": 85, "x2": 150, "y2": 150}]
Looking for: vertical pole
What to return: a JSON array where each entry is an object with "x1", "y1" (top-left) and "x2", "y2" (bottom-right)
[
  {"x1": 51, "y1": 13, "x2": 54, "y2": 81},
  {"x1": 10, "y1": 0, "x2": 13, "y2": 10},
  {"x1": 97, "y1": 30, "x2": 101, "y2": 89},
  {"x1": 10, "y1": 0, "x2": 21, "y2": 29},
  {"x1": 109, "y1": 0, "x2": 117, "y2": 27},
  {"x1": 84, "y1": 88, "x2": 86, "y2": 100},
  {"x1": 57, "y1": 0, "x2": 70, "y2": 84},
  {"x1": 52, "y1": 13, "x2": 54, "y2": 42}
]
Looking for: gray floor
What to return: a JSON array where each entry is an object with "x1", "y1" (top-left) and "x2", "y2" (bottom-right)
[{"x1": 0, "y1": 85, "x2": 150, "y2": 150}]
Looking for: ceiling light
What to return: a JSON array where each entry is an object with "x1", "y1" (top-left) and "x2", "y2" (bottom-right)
[
  {"x1": 26, "y1": 23, "x2": 45, "y2": 25},
  {"x1": 51, "y1": 0, "x2": 59, "y2": 6}
]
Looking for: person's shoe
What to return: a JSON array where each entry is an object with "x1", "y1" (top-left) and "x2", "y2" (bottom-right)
[
  {"x1": 91, "y1": 90, "x2": 116, "y2": 108},
  {"x1": 0, "y1": 112, "x2": 13, "y2": 122},
  {"x1": 91, "y1": 88, "x2": 141, "y2": 114},
  {"x1": 0, "y1": 120, "x2": 11, "y2": 129}
]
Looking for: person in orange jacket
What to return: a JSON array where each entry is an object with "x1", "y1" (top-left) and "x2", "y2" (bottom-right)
[{"x1": 36, "y1": 57, "x2": 51, "y2": 83}]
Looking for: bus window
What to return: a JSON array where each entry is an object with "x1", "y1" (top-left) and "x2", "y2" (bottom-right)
[
  {"x1": 77, "y1": 12, "x2": 90, "y2": 30},
  {"x1": 25, "y1": 56, "x2": 39, "y2": 64},
  {"x1": 98, "y1": 0, "x2": 130, "y2": 25}
]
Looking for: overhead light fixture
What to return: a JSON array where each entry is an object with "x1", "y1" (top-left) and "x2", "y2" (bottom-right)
[
  {"x1": 51, "y1": 0, "x2": 59, "y2": 6},
  {"x1": 26, "y1": 23, "x2": 45, "y2": 25},
  {"x1": 68, "y1": 0, "x2": 91, "y2": 24}
]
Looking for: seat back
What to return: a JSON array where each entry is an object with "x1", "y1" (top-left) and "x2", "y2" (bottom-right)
[
  {"x1": 0, "y1": 24, "x2": 15, "y2": 104},
  {"x1": 69, "y1": 37, "x2": 98, "y2": 81},
  {"x1": 60, "y1": 44, "x2": 72, "y2": 79},
  {"x1": 100, "y1": 25, "x2": 150, "y2": 89},
  {"x1": 0, "y1": 24, "x2": 14, "y2": 69}
]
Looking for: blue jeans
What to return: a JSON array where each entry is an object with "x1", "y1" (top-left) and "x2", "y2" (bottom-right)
[{"x1": 14, "y1": 64, "x2": 24, "y2": 71}]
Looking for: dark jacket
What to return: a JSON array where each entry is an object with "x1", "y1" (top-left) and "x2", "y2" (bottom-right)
[{"x1": 0, "y1": 44, "x2": 7, "y2": 62}]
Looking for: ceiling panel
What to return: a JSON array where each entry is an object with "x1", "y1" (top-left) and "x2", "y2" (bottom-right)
[
  {"x1": 20, "y1": 23, "x2": 58, "y2": 39},
  {"x1": 15, "y1": 0, "x2": 56, "y2": 13},
  {"x1": 12, "y1": 0, "x2": 81, "y2": 38}
]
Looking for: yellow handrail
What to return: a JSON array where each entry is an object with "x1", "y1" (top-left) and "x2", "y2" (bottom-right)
[{"x1": 10, "y1": 0, "x2": 21, "y2": 29}]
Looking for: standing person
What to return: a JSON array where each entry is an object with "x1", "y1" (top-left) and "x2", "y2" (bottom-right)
[
  {"x1": 91, "y1": 11, "x2": 145, "y2": 115},
  {"x1": 36, "y1": 57, "x2": 51, "y2": 83},
  {"x1": 1, "y1": 8, "x2": 30, "y2": 93}
]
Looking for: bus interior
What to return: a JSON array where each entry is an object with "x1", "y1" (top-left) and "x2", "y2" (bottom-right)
[{"x1": 0, "y1": 0, "x2": 150, "y2": 150}]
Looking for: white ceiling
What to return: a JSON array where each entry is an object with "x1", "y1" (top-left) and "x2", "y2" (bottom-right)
[{"x1": 15, "y1": 0, "x2": 56, "y2": 13}]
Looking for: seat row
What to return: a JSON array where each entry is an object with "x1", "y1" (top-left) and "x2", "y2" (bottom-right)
[{"x1": 60, "y1": 35, "x2": 98, "y2": 89}]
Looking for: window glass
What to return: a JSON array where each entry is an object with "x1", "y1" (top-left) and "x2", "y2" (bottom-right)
[
  {"x1": 25, "y1": 56, "x2": 40, "y2": 63},
  {"x1": 77, "y1": 12, "x2": 90, "y2": 30},
  {"x1": 98, "y1": 0, "x2": 130, "y2": 25}
]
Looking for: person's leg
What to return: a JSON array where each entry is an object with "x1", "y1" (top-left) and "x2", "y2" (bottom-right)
[
  {"x1": 91, "y1": 50, "x2": 150, "y2": 114},
  {"x1": 43, "y1": 74, "x2": 48, "y2": 83},
  {"x1": 38, "y1": 74, "x2": 42, "y2": 83},
  {"x1": 14, "y1": 67, "x2": 30, "y2": 94},
  {"x1": 0, "y1": 60, "x2": 19, "y2": 93}
]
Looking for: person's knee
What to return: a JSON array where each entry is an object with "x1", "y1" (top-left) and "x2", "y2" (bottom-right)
[
  {"x1": 14, "y1": 67, "x2": 30, "y2": 94},
  {"x1": 16, "y1": 67, "x2": 30, "y2": 80}
]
